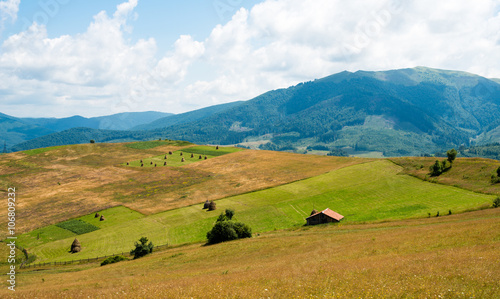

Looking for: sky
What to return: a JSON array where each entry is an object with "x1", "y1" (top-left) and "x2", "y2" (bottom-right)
[{"x1": 0, "y1": 0, "x2": 499, "y2": 118}]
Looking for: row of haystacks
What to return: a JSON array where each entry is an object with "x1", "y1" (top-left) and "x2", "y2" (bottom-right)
[{"x1": 127, "y1": 153, "x2": 209, "y2": 167}]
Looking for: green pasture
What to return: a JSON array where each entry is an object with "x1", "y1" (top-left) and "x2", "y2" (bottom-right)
[
  {"x1": 22, "y1": 160, "x2": 495, "y2": 262},
  {"x1": 17, "y1": 206, "x2": 144, "y2": 249},
  {"x1": 123, "y1": 145, "x2": 244, "y2": 168},
  {"x1": 124, "y1": 140, "x2": 192, "y2": 150},
  {"x1": 55, "y1": 219, "x2": 100, "y2": 235}
]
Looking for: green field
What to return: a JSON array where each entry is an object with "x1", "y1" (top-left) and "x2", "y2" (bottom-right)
[
  {"x1": 20, "y1": 160, "x2": 495, "y2": 263},
  {"x1": 124, "y1": 140, "x2": 192, "y2": 150},
  {"x1": 55, "y1": 219, "x2": 100, "y2": 235},
  {"x1": 124, "y1": 145, "x2": 244, "y2": 167},
  {"x1": 17, "y1": 206, "x2": 144, "y2": 249}
]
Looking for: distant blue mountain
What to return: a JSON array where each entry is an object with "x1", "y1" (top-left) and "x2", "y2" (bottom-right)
[
  {"x1": 21, "y1": 111, "x2": 172, "y2": 132},
  {"x1": 1, "y1": 111, "x2": 171, "y2": 152}
]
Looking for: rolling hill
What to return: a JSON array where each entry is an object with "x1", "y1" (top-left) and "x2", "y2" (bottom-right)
[
  {"x1": 10, "y1": 67, "x2": 500, "y2": 157},
  {"x1": 0, "y1": 140, "x2": 498, "y2": 298}
]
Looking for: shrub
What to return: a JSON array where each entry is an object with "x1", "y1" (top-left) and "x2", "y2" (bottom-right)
[
  {"x1": 233, "y1": 222, "x2": 252, "y2": 238},
  {"x1": 446, "y1": 148, "x2": 457, "y2": 163},
  {"x1": 493, "y1": 197, "x2": 500, "y2": 208},
  {"x1": 224, "y1": 209, "x2": 235, "y2": 220},
  {"x1": 429, "y1": 160, "x2": 443, "y2": 176},
  {"x1": 90, "y1": 139, "x2": 95, "y2": 143},
  {"x1": 101, "y1": 255, "x2": 127, "y2": 266},
  {"x1": 206, "y1": 221, "x2": 238, "y2": 244},
  {"x1": 130, "y1": 237, "x2": 154, "y2": 259},
  {"x1": 206, "y1": 210, "x2": 252, "y2": 245}
]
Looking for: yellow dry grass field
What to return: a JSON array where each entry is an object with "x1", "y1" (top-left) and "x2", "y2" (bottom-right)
[
  {"x1": 0, "y1": 143, "x2": 368, "y2": 235},
  {"x1": 5, "y1": 208, "x2": 499, "y2": 298}
]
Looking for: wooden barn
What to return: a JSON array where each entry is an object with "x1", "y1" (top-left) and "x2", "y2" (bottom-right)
[{"x1": 306, "y1": 208, "x2": 344, "y2": 225}]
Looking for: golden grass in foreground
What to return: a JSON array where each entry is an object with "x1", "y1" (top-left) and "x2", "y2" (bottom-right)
[{"x1": 5, "y1": 208, "x2": 499, "y2": 298}]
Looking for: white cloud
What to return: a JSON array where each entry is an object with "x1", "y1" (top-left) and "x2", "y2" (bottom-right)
[
  {"x1": 0, "y1": 0, "x2": 19, "y2": 33},
  {"x1": 1, "y1": 0, "x2": 499, "y2": 118}
]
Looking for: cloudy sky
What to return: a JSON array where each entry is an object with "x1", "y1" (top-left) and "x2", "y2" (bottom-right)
[{"x1": 0, "y1": 0, "x2": 499, "y2": 118}]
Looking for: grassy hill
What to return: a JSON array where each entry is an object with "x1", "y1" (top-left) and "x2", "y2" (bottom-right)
[
  {"x1": 15, "y1": 158, "x2": 496, "y2": 263},
  {"x1": 0, "y1": 141, "x2": 367, "y2": 235},
  {"x1": 1, "y1": 140, "x2": 499, "y2": 298},
  {"x1": 5, "y1": 208, "x2": 499, "y2": 298}
]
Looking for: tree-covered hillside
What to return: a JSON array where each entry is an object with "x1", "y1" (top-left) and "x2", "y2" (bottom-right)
[{"x1": 9, "y1": 67, "x2": 500, "y2": 156}]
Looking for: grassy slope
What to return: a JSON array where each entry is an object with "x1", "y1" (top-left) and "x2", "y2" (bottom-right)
[
  {"x1": 0, "y1": 142, "x2": 364, "y2": 236},
  {"x1": 24, "y1": 160, "x2": 495, "y2": 262},
  {"x1": 7, "y1": 208, "x2": 499, "y2": 298},
  {"x1": 391, "y1": 157, "x2": 500, "y2": 195}
]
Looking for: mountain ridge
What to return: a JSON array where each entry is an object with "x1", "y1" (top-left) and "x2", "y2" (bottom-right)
[{"x1": 8, "y1": 67, "x2": 500, "y2": 156}]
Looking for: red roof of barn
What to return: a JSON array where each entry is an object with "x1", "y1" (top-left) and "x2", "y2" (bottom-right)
[{"x1": 306, "y1": 208, "x2": 344, "y2": 221}]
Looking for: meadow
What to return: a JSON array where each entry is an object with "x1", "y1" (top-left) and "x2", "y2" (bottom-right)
[
  {"x1": 6, "y1": 208, "x2": 499, "y2": 298},
  {"x1": 124, "y1": 145, "x2": 243, "y2": 168},
  {"x1": 20, "y1": 160, "x2": 495, "y2": 263},
  {"x1": 0, "y1": 142, "x2": 366, "y2": 235},
  {"x1": 1, "y1": 140, "x2": 499, "y2": 298}
]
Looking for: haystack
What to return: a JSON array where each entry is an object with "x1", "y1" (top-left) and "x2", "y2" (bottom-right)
[
  {"x1": 191, "y1": 153, "x2": 194, "y2": 158},
  {"x1": 216, "y1": 146, "x2": 219, "y2": 150},
  {"x1": 180, "y1": 152, "x2": 183, "y2": 156},
  {"x1": 204, "y1": 156, "x2": 207, "y2": 160},
  {"x1": 95, "y1": 213, "x2": 99, "y2": 218},
  {"x1": 71, "y1": 238, "x2": 81, "y2": 253},
  {"x1": 199, "y1": 155, "x2": 202, "y2": 159},
  {"x1": 181, "y1": 157, "x2": 185, "y2": 162},
  {"x1": 169, "y1": 151, "x2": 173, "y2": 155},
  {"x1": 100, "y1": 215, "x2": 105, "y2": 221},
  {"x1": 164, "y1": 162, "x2": 167, "y2": 166},
  {"x1": 164, "y1": 155, "x2": 167, "y2": 159},
  {"x1": 208, "y1": 201, "x2": 217, "y2": 211},
  {"x1": 203, "y1": 200, "x2": 210, "y2": 209}
]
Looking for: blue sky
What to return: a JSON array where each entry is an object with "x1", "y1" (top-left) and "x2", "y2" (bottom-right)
[{"x1": 0, "y1": 0, "x2": 499, "y2": 118}]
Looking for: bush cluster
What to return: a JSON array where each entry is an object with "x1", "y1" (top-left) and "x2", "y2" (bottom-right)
[
  {"x1": 101, "y1": 255, "x2": 127, "y2": 266},
  {"x1": 206, "y1": 209, "x2": 252, "y2": 245},
  {"x1": 130, "y1": 237, "x2": 154, "y2": 259}
]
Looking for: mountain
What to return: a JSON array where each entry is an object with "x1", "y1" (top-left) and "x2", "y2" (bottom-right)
[
  {"x1": 1, "y1": 111, "x2": 171, "y2": 152},
  {"x1": 10, "y1": 67, "x2": 500, "y2": 156},
  {"x1": 152, "y1": 67, "x2": 500, "y2": 155},
  {"x1": 21, "y1": 111, "x2": 172, "y2": 132},
  {"x1": 0, "y1": 112, "x2": 56, "y2": 151},
  {"x1": 132, "y1": 101, "x2": 244, "y2": 130}
]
